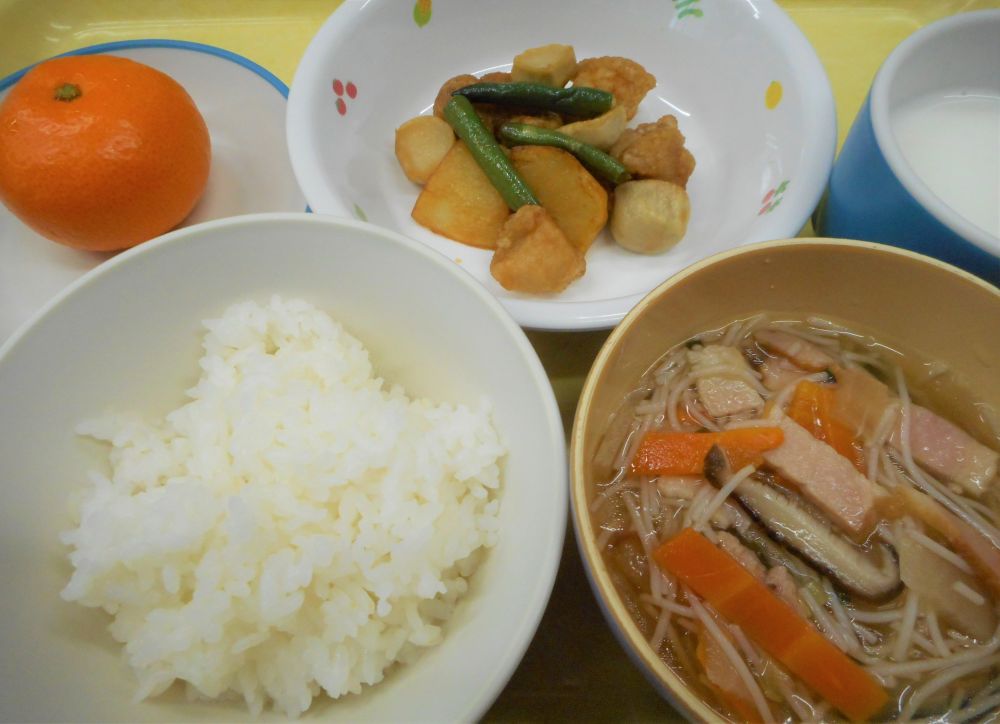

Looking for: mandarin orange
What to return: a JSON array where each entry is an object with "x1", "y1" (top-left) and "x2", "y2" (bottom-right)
[{"x1": 0, "y1": 54, "x2": 211, "y2": 251}]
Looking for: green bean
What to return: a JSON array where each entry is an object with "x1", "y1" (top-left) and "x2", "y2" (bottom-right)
[
  {"x1": 453, "y1": 82, "x2": 614, "y2": 118},
  {"x1": 498, "y1": 122, "x2": 630, "y2": 185},
  {"x1": 442, "y1": 96, "x2": 538, "y2": 211}
]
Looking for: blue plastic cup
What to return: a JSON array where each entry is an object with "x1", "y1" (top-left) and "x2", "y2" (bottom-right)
[{"x1": 816, "y1": 10, "x2": 999, "y2": 285}]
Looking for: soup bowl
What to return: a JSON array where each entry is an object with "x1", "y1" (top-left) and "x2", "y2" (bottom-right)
[
  {"x1": 0, "y1": 213, "x2": 566, "y2": 722},
  {"x1": 570, "y1": 238, "x2": 1000, "y2": 721}
]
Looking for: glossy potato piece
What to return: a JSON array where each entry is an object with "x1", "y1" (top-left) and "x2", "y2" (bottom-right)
[
  {"x1": 411, "y1": 142, "x2": 510, "y2": 249},
  {"x1": 395, "y1": 115, "x2": 456, "y2": 184},
  {"x1": 610, "y1": 114, "x2": 696, "y2": 188},
  {"x1": 510, "y1": 145, "x2": 608, "y2": 253},
  {"x1": 490, "y1": 205, "x2": 585, "y2": 294},
  {"x1": 572, "y1": 56, "x2": 656, "y2": 120},
  {"x1": 557, "y1": 105, "x2": 628, "y2": 151},
  {"x1": 512, "y1": 44, "x2": 577, "y2": 87}
]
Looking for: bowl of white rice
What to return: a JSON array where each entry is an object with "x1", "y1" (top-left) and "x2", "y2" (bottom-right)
[{"x1": 0, "y1": 213, "x2": 566, "y2": 722}]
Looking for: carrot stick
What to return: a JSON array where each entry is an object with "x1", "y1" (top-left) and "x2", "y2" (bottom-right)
[
  {"x1": 787, "y1": 380, "x2": 865, "y2": 472},
  {"x1": 630, "y1": 428, "x2": 784, "y2": 476},
  {"x1": 655, "y1": 528, "x2": 888, "y2": 721}
]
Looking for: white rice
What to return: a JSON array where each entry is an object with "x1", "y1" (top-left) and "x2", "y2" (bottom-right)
[{"x1": 60, "y1": 296, "x2": 505, "y2": 716}]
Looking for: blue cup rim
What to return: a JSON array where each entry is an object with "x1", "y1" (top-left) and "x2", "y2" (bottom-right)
[{"x1": 868, "y1": 9, "x2": 1000, "y2": 260}]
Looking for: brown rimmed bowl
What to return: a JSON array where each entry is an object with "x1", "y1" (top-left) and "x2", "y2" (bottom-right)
[{"x1": 569, "y1": 238, "x2": 1000, "y2": 721}]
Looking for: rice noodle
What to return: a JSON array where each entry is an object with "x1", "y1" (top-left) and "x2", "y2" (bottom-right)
[
  {"x1": 622, "y1": 491, "x2": 661, "y2": 600},
  {"x1": 767, "y1": 370, "x2": 832, "y2": 413},
  {"x1": 909, "y1": 629, "x2": 943, "y2": 658},
  {"x1": 965, "y1": 496, "x2": 1000, "y2": 527},
  {"x1": 681, "y1": 388, "x2": 719, "y2": 432},
  {"x1": 686, "y1": 591, "x2": 773, "y2": 723},
  {"x1": 649, "y1": 607, "x2": 673, "y2": 652},
  {"x1": 771, "y1": 675, "x2": 817, "y2": 723},
  {"x1": 639, "y1": 478, "x2": 659, "y2": 540},
  {"x1": 805, "y1": 315, "x2": 871, "y2": 340},
  {"x1": 683, "y1": 486, "x2": 715, "y2": 531},
  {"x1": 721, "y1": 314, "x2": 765, "y2": 348},
  {"x1": 924, "y1": 610, "x2": 952, "y2": 658},
  {"x1": 590, "y1": 468, "x2": 632, "y2": 512},
  {"x1": 953, "y1": 692, "x2": 1000, "y2": 724},
  {"x1": 688, "y1": 363, "x2": 769, "y2": 396},
  {"x1": 892, "y1": 591, "x2": 920, "y2": 661},
  {"x1": 901, "y1": 652, "x2": 1000, "y2": 719},
  {"x1": 665, "y1": 374, "x2": 695, "y2": 432},
  {"x1": 953, "y1": 580, "x2": 988, "y2": 606},
  {"x1": 639, "y1": 593, "x2": 694, "y2": 618},
  {"x1": 772, "y1": 319, "x2": 845, "y2": 349},
  {"x1": 950, "y1": 686, "x2": 968, "y2": 712},
  {"x1": 802, "y1": 590, "x2": 857, "y2": 655},
  {"x1": 893, "y1": 369, "x2": 1000, "y2": 547},
  {"x1": 847, "y1": 607, "x2": 906, "y2": 625},
  {"x1": 727, "y1": 624, "x2": 764, "y2": 674},
  {"x1": 691, "y1": 464, "x2": 755, "y2": 532},
  {"x1": 908, "y1": 527, "x2": 975, "y2": 574},
  {"x1": 866, "y1": 403, "x2": 901, "y2": 481},
  {"x1": 867, "y1": 636, "x2": 1000, "y2": 677}
]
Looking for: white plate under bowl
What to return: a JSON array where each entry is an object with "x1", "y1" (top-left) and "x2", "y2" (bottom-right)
[
  {"x1": 287, "y1": 0, "x2": 836, "y2": 330},
  {"x1": 0, "y1": 40, "x2": 306, "y2": 342}
]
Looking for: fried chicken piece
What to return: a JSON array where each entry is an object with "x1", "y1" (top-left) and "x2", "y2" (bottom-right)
[
  {"x1": 479, "y1": 71, "x2": 512, "y2": 84},
  {"x1": 610, "y1": 114, "x2": 696, "y2": 188},
  {"x1": 490, "y1": 205, "x2": 585, "y2": 294},
  {"x1": 572, "y1": 56, "x2": 656, "y2": 120},
  {"x1": 433, "y1": 74, "x2": 478, "y2": 118}
]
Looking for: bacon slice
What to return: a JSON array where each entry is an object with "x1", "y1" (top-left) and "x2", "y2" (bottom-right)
[
  {"x1": 891, "y1": 404, "x2": 998, "y2": 497},
  {"x1": 763, "y1": 414, "x2": 877, "y2": 539},
  {"x1": 754, "y1": 329, "x2": 834, "y2": 372},
  {"x1": 688, "y1": 345, "x2": 763, "y2": 418}
]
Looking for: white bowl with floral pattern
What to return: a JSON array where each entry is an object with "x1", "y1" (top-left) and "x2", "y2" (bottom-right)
[{"x1": 287, "y1": 0, "x2": 836, "y2": 331}]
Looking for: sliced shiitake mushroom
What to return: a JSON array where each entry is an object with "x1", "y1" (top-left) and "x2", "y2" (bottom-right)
[{"x1": 705, "y1": 445, "x2": 901, "y2": 601}]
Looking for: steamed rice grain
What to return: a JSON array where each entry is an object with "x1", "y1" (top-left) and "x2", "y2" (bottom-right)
[{"x1": 61, "y1": 296, "x2": 504, "y2": 716}]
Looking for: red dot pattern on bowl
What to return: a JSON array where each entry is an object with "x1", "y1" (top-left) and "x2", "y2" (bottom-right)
[{"x1": 332, "y1": 78, "x2": 358, "y2": 115}]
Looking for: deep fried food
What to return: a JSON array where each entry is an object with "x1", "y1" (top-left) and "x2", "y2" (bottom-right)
[
  {"x1": 490, "y1": 205, "x2": 585, "y2": 293},
  {"x1": 558, "y1": 105, "x2": 628, "y2": 151},
  {"x1": 572, "y1": 56, "x2": 656, "y2": 120},
  {"x1": 610, "y1": 179, "x2": 690, "y2": 253},
  {"x1": 433, "y1": 74, "x2": 478, "y2": 117},
  {"x1": 510, "y1": 145, "x2": 608, "y2": 253},
  {"x1": 610, "y1": 114, "x2": 696, "y2": 188},
  {"x1": 506, "y1": 112, "x2": 563, "y2": 129},
  {"x1": 412, "y1": 143, "x2": 510, "y2": 249},
  {"x1": 479, "y1": 71, "x2": 513, "y2": 84},
  {"x1": 512, "y1": 44, "x2": 577, "y2": 87},
  {"x1": 395, "y1": 115, "x2": 456, "y2": 184}
]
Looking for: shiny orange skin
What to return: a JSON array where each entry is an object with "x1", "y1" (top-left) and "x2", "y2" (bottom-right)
[{"x1": 0, "y1": 54, "x2": 211, "y2": 251}]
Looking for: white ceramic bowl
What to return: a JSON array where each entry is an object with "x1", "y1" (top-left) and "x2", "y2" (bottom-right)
[
  {"x1": 287, "y1": 0, "x2": 836, "y2": 330},
  {"x1": 0, "y1": 213, "x2": 566, "y2": 722}
]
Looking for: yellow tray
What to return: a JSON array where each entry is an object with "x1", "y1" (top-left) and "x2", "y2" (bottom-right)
[{"x1": 0, "y1": 0, "x2": 994, "y2": 719}]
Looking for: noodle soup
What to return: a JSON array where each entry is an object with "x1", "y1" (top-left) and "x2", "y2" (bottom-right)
[{"x1": 590, "y1": 314, "x2": 1000, "y2": 722}]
